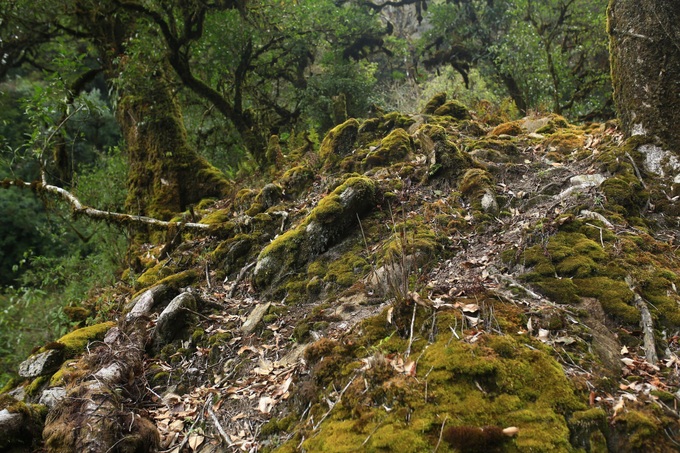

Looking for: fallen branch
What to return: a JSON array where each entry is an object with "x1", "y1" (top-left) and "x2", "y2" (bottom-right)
[
  {"x1": 626, "y1": 276, "x2": 659, "y2": 364},
  {"x1": 207, "y1": 404, "x2": 233, "y2": 447},
  {"x1": 2, "y1": 177, "x2": 213, "y2": 232}
]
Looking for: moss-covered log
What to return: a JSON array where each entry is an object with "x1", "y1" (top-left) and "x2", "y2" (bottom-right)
[{"x1": 608, "y1": 0, "x2": 680, "y2": 151}]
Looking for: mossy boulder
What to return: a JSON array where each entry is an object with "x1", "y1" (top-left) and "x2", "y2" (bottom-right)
[
  {"x1": 253, "y1": 176, "x2": 376, "y2": 288},
  {"x1": 280, "y1": 166, "x2": 315, "y2": 198},
  {"x1": 364, "y1": 128, "x2": 414, "y2": 169},
  {"x1": 53, "y1": 322, "x2": 116, "y2": 357},
  {"x1": 433, "y1": 100, "x2": 471, "y2": 120},
  {"x1": 320, "y1": 119, "x2": 360, "y2": 169},
  {"x1": 490, "y1": 121, "x2": 523, "y2": 136},
  {"x1": 416, "y1": 125, "x2": 473, "y2": 181},
  {"x1": 422, "y1": 92, "x2": 448, "y2": 114}
]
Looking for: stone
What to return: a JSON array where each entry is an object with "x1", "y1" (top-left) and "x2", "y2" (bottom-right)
[
  {"x1": 241, "y1": 302, "x2": 272, "y2": 334},
  {"x1": 18, "y1": 349, "x2": 63, "y2": 378},
  {"x1": 154, "y1": 292, "x2": 197, "y2": 346},
  {"x1": 569, "y1": 174, "x2": 606, "y2": 187},
  {"x1": 125, "y1": 283, "x2": 172, "y2": 316},
  {"x1": 39, "y1": 387, "x2": 66, "y2": 408}
]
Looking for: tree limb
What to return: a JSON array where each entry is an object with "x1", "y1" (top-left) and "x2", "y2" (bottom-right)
[{"x1": 2, "y1": 178, "x2": 213, "y2": 232}]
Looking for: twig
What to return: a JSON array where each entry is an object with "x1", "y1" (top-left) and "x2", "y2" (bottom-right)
[
  {"x1": 625, "y1": 151, "x2": 648, "y2": 189},
  {"x1": 3, "y1": 178, "x2": 213, "y2": 232},
  {"x1": 207, "y1": 403, "x2": 233, "y2": 447},
  {"x1": 313, "y1": 376, "x2": 356, "y2": 431},
  {"x1": 626, "y1": 276, "x2": 659, "y2": 364},
  {"x1": 433, "y1": 415, "x2": 449, "y2": 453},
  {"x1": 205, "y1": 262, "x2": 211, "y2": 289},
  {"x1": 228, "y1": 262, "x2": 255, "y2": 298},
  {"x1": 405, "y1": 304, "x2": 417, "y2": 358}
]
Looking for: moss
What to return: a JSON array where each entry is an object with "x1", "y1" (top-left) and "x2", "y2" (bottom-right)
[
  {"x1": 324, "y1": 250, "x2": 370, "y2": 287},
  {"x1": 614, "y1": 410, "x2": 660, "y2": 449},
  {"x1": 49, "y1": 360, "x2": 80, "y2": 387},
  {"x1": 280, "y1": 165, "x2": 315, "y2": 198},
  {"x1": 459, "y1": 168, "x2": 493, "y2": 198},
  {"x1": 153, "y1": 269, "x2": 199, "y2": 291},
  {"x1": 422, "y1": 92, "x2": 447, "y2": 114},
  {"x1": 535, "y1": 114, "x2": 570, "y2": 134},
  {"x1": 199, "y1": 209, "x2": 232, "y2": 225},
  {"x1": 254, "y1": 176, "x2": 375, "y2": 288},
  {"x1": 53, "y1": 321, "x2": 115, "y2": 357},
  {"x1": 601, "y1": 175, "x2": 647, "y2": 215},
  {"x1": 489, "y1": 121, "x2": 522, "y2": 136},
  {"x1": 574, "y1": 277, "x2": 639, "y2": 324},
  {"x1": 136, "y1": 260, "x2": 172, "y2": 289},
  {"x1": 363, "y1": 128, "x2": 413, "y2": 169},
  {"x1": 546, "y1": 131, "x2": 585, "y2": 155},
  {"x1": 320, "y1": 119, "x2": 360, "y2": 169},
  {"x1": 25, "y1": 375, "x2": 48, "y2": 397},
  {"x1": 433, "y1": 100, "x2": 471, "y2": 120}
]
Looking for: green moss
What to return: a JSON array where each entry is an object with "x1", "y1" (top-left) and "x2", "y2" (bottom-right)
[
  {"x1": 433, "y1": 100, "x2": 471, "y2": 120},
  {"x1": 25, "y1": 375, "x2": 48, "y2": 397},
  {"x1": 363, "y1": 128, "x2": 413, "y2": 169},
  {"x1": 153, "y1": 269, "x2": 199, "y2": 291},
  {"x1": 199, "y1": 209, "x2": 232, "y2": 225},
  {"x1": 490, "y1": 121, "x2": 522, "y2": 136},
  {"x1": 49, "y1": 360, "x2": 80, "y2": 387},
  {"x1": 54, "y1": 322, "x2": 116, "y2": 357},
  {"x1": 422, "y1": 92, "x2": 447, "y2": 114},
  {"x1": 574, "y1": 277, "x2": 639, "y2": 323},
  {"x1": 254, "y1": 176, "x2": 375, "y2": 288},
  {"x1": 535, "y1": 114, "x2": 570, "y2": 134},
  {"x1": 614, "y1": 410, "x2": 659, "y2": 449},
  {"x1": 320, "y1": 119, "x2": 360, "y2": 169},
  {"x1": 280, "y1": 165, "x2": 315, "y2": 198}
]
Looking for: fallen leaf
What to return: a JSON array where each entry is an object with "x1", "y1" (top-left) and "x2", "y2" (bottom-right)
[
  {"x1": 621, "y1": 345, "x2": 629, "y2": 355},
  {"x1": 188, "y1": 432, "x2": 205, "y2": 451},
  {"x1": 258, "y1": 396, "x2": 276, "y2": 414}
]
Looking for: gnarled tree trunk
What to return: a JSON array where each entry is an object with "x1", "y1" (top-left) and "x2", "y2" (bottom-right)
[
  {"x1": 76, "y1": 2, "x2": 230, "y2": 220},
  {"x1": 608, "y1": 0, "x2": 680, "y2": 151}
]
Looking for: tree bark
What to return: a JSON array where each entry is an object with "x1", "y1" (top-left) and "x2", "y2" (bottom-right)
[
  {"x1": 75, "y1": 2, "x2": 230, "y2": 220},
  {"x1": 608, "y1": 0, "x2": 680, "y2": 151}
]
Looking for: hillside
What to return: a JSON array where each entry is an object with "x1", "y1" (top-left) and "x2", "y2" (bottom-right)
[{"x1": 3, "y1": 94, "x2": 680, "y2": 452}]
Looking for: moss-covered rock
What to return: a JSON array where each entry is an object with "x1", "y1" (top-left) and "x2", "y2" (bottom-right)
[
  {"x1": 320, "y1": 119, "x2": 360, "y2": 169},
  {"x1": 253, "y1": 176, "x2": 376, "y2": 288},
  {"x1": 433, "y1": 100, "x2": 472, "y2": 120},
  {"x1": 52, "y1": 322, "x2": 116, "y2": 358},
  {"x1": 280, "y1": 165, "x2": 315, "y2": 198},
  {"x1": 422, "y1": 92, "x2": 448, "y2": 115},
  {"x1": 364, "y1": 128, "x2": 413, "y2": 169}
]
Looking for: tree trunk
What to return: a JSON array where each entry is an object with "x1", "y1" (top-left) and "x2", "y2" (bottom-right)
[
  {"x1": 75, "y1": 3, "x2": 230, "y2": 220},
  {"x1": 117, "y1": 65, "x2": 230, "y2": 219},
  {"x1": 608, "y1": 0, "x2": 680, "y2": 151}
]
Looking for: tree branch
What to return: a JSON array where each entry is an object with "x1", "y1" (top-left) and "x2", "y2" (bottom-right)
[{"x1": 2, "y1": 178, "x2": 213, "y2": 232}]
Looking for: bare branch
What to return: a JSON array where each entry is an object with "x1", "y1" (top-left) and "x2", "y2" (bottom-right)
[{"x1": 2, "y1": 178, "x2": 213, "y2": 232}]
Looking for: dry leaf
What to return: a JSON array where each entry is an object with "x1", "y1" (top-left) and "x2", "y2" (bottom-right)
[
  {"x1": 258, "y1": 396, "x2": 276, "y2": 414},
  {"x1": 188, "y1": 432, "x2": 205, "y2": 451},
  {"x1": 169, "y1": 419, "x2": 184, "y2": 432},
  {"x1": 537, "y1": 329, "x2": 550, "y2": 342},
  {"x1": 621, "y1": 345, "x2": 629, "y2": 355}
]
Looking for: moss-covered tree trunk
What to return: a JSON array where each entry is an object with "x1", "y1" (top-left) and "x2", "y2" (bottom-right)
[
  {"x1": 608, "y1": 0, "x2": 680, "y2": 150},
  {"x1": 116, "y1": 65, "x2": 229, "y2": 219},
  {"x1": 75, "y1": 2, "x2": 229, "y2": 220}
]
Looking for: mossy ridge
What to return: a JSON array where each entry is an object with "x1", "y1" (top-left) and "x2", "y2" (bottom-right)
[
  {"x1": 46, "y1": 322, "x2": 116, "y2": 358},
  {"x1": 253, "y1": 176, "x2": 376, "y2": 289},
  {"x1": 319, "y1": 119, "x2": 360, "y2": 170},
  {"x1": 280, "y1": 307, "x2": 584, "y2": 452}
]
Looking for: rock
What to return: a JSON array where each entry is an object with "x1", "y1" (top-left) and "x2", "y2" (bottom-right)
[
  {"x1": 241, "y1": 302, "x2": 272, "y2": 334},
  {"x1": 253, "y1": 176, "x2": 376, "y2": 288},
  {"x1": 39, "y1": 387, "x2": 66, "y2": 408},
  {"x1": 319, "y1": 119, "x2": 359, "y2": 168},
  {"x1": 154, "y1": 292, "x2": 197, "y2": 346},
  {"x1": 125, "y1": 283, "x2": 173, "y2": 315},
  {"x1": 422, "y1": 92, "x2": 447, "y2": 114},
  {"x1": 18, "y1": 349, "x2": 63, "y2": 378},
  {"x1": 433, "y1": 100, "x2": 471, "y2": 120},
  {"x1": 481, "y1": 189, "x2": 499, "y2": 214},
  {"x1": 570, "y1": 174, "x2": 605, "y2": 187}
]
